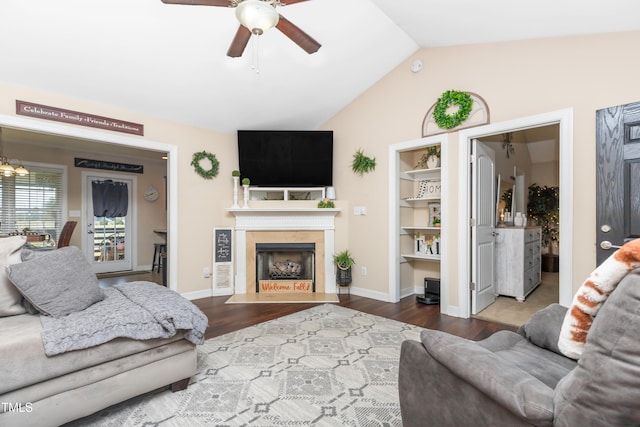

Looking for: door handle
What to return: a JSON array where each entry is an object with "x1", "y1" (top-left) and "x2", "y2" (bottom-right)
[{"x1": 600, "y1": 240, "x2": 623, "y2": 250}]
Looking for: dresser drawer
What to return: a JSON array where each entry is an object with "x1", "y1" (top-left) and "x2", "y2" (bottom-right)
[{"x1": 525, "y1": 228, "x2": 541, "y2": 243}]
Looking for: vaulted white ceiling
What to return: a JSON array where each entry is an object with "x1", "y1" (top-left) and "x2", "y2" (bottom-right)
[{"x1": 1, "y1": 0, "x2": 639, "y2": 135}]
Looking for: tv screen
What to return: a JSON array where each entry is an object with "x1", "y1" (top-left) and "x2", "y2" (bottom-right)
[{"x1": 237, "y1": 130, "x2": 333, "y2": 187}]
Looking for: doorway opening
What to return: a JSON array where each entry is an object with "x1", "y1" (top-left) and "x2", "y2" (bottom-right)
[
  {"x1": 457, "y1": 109, "x2": 574, "y2": 321},
  {"x1": 0, "y1": 113, "x2": 177, "y2": 290},
  {"x1": 472, "y1": 126, "x2": 560, "y2": 326}
]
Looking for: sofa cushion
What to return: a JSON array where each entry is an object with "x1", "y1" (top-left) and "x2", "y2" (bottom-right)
[
  {"x1": 519, "y1": 303, "x2": 567, "y2": 355},
  {"x1": 422, "y1": 329, "x2": 557, "y2": 423},
  {"x1": 0, "y1": 312, "x2": 189, "y2": 395},
  {"x1": 0, "y1": 235, "x2": 27, "y2": 317},
  {"x1": 553, "y1": 270, "x2": 640, "y2": 426},
  {"x1": 6, "y1": 246, "x2": 104, "y2": 317}
]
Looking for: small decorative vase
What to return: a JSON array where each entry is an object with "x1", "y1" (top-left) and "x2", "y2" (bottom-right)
[
  {"x1": 232, "y1": 176, "x2": 240, "y2": 208},
  {"x1": 242, "y1": 184, "x2": 250, "y2": 208},
  {"x1": 426, "y1": 155, "x2": 439, "y2": 169},
  {"x1": 514, "y1": 212, "x2": 524, "y2": 227}
]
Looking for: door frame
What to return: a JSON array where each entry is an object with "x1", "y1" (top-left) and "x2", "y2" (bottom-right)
[
  {"x1": 0, "y1": 113, "x2": 179, "y2": 291},
  {"x1": 82, "y1": 171, "x2": 137, "y2": 273},
  {"x1": 388, "y1": 134, "x2": 449, "y2": 305},
  {"x1": 457, "y1": 109, "x2": 574, "y2": 318}
]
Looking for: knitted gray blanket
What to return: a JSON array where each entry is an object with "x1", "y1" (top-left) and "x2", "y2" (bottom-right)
[{"x1": 40, "y1": 281, "x2": 208, "y2": 356}]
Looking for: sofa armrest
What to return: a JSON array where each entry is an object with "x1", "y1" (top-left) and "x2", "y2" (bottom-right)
[
  {"x1": 421, "y1": 329, "x2": 554, "y2": 425},
  {"x1": 518, "y1": 303, "x2": 568, "y2": 355}
]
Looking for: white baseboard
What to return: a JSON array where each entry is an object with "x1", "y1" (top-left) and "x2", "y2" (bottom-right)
[
  {"x1": 347, "y1": 286, "x2": 393, "y2": 302},
  {"x1": 180, "y1": 288, "x2": 213, "y2": 301}
]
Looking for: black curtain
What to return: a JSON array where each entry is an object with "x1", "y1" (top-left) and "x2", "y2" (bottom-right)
[{"x1": 92, "y1": 180, "x2": 129, "y2": 217}]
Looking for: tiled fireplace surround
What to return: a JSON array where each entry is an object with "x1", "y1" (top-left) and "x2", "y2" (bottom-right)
[{"x1": 229, "y1": 208, "x2": 339, "y2": 295}]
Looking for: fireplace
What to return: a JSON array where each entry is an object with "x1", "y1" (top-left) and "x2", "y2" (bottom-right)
[
  {"x1": 227, "y1": 207, "x2": 339, "y2": 297},
  {"x1": 255, "y1": 243, "x2": 315, "y2": 293}
]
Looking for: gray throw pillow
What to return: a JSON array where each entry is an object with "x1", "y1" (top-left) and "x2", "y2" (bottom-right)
[
  {"x1": 0, "y1": 235, "x2": 27, "y2": 316},
  {"x1": 7, "y1": 246, "x2": 104, "y2": 317},
  {"x1": 520, "y1": 303, "x2": 567, "y2": 355}
]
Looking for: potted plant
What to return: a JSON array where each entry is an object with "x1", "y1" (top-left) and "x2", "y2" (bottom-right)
[
  {"x1": 333, "y1": 250, "x2": 355, "y2": 287},
  {"x1": 416, "y1": 145, "x2": 441, "y2": 169},
  {"x1": 351, "y1": 149, "x2": 376, "y2": 175},
  {"x1": 527, "y1": 184, "x2": 559, "y2": 272}
]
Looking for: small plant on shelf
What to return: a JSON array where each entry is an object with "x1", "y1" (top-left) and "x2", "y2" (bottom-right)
[
  {"x1": 432, "y1": 217, "x2": 441, "y2": 227},
  {"x1": 241, "y1": 177, "x2": 250, "y2": 185},
  {"x1": 317, "y1": 198, "x2": 335, "y2": 208},
  {"x1": 232, "y1": 170, "x2": 240, "y2": 177},
  {"x1": 415, "y1": 145, "x2": 441, "y2": 169}
]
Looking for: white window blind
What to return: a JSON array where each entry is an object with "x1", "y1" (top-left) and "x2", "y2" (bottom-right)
[{"x1": 0, "y1": 164, "x2": 65, "y2": 240}]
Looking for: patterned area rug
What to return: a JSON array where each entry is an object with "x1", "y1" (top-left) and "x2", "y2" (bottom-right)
[{"x1": 70, "y1": 304, "x2": 424, "y2": 426}]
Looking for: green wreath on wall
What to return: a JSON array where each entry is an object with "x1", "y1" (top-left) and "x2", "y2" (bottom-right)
[
  {"x1": 191, "y1": 151, "x2": 219, "y2": 180},
  {"x1": 433, "y1": 90, "x2": 473, "y2": 130}
]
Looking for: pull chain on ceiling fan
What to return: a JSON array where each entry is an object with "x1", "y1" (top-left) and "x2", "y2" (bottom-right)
[{"x1": 160, "y1": 0, "x2": 321, "y2": 58}]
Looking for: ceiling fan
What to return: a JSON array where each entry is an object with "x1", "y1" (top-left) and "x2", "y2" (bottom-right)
[{"x1": 161, "y1": 0, "x2": 321, "y2": 58}]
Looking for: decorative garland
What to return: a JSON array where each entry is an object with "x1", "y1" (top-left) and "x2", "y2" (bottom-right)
[
  {"x1": 433, "y1": 90, "x2": 473, "y2": 130},
  {"x1": 191, "y1": 151, "x2": 219, "y2": 180}
]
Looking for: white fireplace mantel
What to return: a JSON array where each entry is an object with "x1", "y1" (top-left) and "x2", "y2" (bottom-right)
[
  {"x1": 227, "y1": 208, "x2": 340, "y2": 295},
  {"x1": 227, "y1": 208, "x2": 340, "y2": 230}
]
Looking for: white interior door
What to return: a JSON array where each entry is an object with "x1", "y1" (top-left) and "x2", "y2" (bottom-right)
[
  {"x1": 471, "y1": 139, "x2": 497, "y2": 314},
  {"x1": 83, "y1": 172, "x2": 134, "y2": 274}
]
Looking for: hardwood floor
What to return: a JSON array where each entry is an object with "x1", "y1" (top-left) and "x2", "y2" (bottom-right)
[
  {"x1": 97, "y1": 272, "x2": 517, "y2": 341},
  {"x1": 194, "y1": 293, "x2": 517, "y2": 341}
]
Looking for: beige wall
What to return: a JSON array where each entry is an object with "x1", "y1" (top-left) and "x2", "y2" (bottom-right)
[
  {"x1": 322, "y1": 30, "x2": 640, "y2": 307},
  {"x1": 1, "y1": 30, "x2": 639, "y2": 305},
  {"x1": 0, "y1": 83, "x2": 237, "y2": 295}
]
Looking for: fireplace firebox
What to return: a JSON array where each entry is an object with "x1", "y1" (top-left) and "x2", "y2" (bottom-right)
[{"x1": 255, "y1": 243, "x2": 315, "y2": 293}]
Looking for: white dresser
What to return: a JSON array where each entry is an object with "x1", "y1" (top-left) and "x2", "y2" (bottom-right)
[{"x1": 495, "y1": 226, "x2": 542, "y2": 302}]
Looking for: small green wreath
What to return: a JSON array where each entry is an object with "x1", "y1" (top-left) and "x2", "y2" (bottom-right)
[
  {"x1": 191, "y1": 151, "x2": 219, "y2": 180},
  {"x1": 433, "y1": 90, "x2": 473, "y2": 130}
]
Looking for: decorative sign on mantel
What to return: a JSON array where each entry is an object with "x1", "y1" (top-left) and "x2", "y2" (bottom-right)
[{"x1": 16, "y1": 100, "x2": 144, "y2": 136}]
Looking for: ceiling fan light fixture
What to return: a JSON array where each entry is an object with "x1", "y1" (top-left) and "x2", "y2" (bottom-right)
[{"x1": 236, "y1": 0, "x2": 279, "y2": 35}]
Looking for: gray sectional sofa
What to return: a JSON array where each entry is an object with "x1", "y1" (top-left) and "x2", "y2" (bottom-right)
[
  {"x1": 0, "y1": 236, "x2": 207, "y2": 426},
  {"x1": 398, "y1": 270, "x2": 640, "y2": 426}
]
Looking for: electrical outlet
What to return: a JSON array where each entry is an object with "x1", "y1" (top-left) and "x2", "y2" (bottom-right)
[
  {"x1": 203, "y1": 267, "x2": 210, "y2": 278},
  {"x1": 361, "y1": 266, "x2": 367, "y2": 276}
]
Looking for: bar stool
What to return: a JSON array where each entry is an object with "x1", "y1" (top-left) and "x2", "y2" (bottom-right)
[{"x1": 152, "y1": 243, "x2": 166, "y2": 273}]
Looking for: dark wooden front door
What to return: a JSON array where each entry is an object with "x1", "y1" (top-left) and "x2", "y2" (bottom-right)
[{"x1": 596, "y1": 101, "x2": 640, "y2": 265}]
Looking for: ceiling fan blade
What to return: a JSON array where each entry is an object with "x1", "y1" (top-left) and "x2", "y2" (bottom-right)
[
  {"x1": 160, "y1": 0, "x2": 230, "y2": 6},
  {"x1": 275, "y1": 15, "x2": 321, "y2": 54},
  {"x1": 227, "y1": 25, "x2": 252, "y2": 57}
]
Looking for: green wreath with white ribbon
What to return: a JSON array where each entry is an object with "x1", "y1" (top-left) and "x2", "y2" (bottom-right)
[
  {"x1": 433, "y1": 90, "x2": 473, "y2": 130},
  {"x1": 191, "y1": 151, "x2": 219, "y2": 180}
]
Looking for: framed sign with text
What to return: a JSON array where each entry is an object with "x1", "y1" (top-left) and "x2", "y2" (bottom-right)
[{"x1": 213, "y1": 228, "x2": 234, "y2": 296}]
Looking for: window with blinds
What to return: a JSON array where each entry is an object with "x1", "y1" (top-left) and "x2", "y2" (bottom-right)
[{"x1": 0, "y1": 163, "x2": 66, "y2": 240}]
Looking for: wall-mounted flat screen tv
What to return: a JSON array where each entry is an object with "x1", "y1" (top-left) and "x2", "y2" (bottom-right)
[{"x1": 237, "y1": 130, "x2": 333, "y2": 187}]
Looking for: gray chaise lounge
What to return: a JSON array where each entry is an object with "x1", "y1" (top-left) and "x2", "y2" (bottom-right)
[{"x1": 0, "y1": 237, "x2": 205, "y2": 426}]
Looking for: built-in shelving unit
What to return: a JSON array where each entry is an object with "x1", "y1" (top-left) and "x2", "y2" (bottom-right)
[
  {"x1": 388, "y1": 136, "x2": 446, "y2": 303},
  {"x1": 247, "y1": 187, "x2": 326, "y2": 201}
]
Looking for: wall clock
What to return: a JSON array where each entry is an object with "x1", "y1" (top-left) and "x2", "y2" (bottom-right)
[{"x1": 144, "y1": 185, "x2": 159, "y2": 202}]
